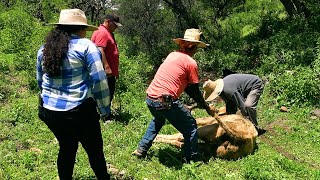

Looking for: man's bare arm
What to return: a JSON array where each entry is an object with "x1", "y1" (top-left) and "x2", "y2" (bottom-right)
[{"x1": 98, "y1": 47, "x2": 112, "y2": 76}]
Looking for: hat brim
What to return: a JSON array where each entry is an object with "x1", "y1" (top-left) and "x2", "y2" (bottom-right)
[
  {"x1": 172, "y1": 38, "x2": 209, "y2": 48},
  {"x1": 203, "y1": 79, "x2": 224, "y2": 101},
  {"x1": 113, "y1": 22, "x2": 123, "y2": 27},
  {"x1": 49, "y1": 23, "x2": 98, "y2": 31}
]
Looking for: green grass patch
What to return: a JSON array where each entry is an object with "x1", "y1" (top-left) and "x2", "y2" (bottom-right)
[{"x1": 0, "y1": 56, "x2": 319, "y2": 179}]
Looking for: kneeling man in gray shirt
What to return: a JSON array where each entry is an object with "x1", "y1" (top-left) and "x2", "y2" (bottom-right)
[{"x1": 203, "y1": 73, "x2": 266, "y2": 136}]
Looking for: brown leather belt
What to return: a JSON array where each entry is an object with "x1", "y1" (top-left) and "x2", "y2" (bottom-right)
[
  {"x1": 146, "y1": 95, "x2": 162, "y2": 102},
  {"x1": 147, "y1": 95, "x2": 177, "y2": 102},
  {"x1": 147, "y1": 95, "x2": 174, "y2": 110}
]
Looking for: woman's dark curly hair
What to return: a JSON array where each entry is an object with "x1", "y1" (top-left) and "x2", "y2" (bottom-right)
[{"x1": 42, "y1": 25, "x2": 87, "y2": 77}]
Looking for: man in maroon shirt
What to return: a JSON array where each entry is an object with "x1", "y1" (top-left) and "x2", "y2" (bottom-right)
[{"x1": 91, "y1": 14, "x2": 122, "y2": 121}]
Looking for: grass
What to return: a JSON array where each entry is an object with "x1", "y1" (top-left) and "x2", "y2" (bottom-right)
[{"x1": 0, "y1": 62, "x2": 320, "y2": 179}]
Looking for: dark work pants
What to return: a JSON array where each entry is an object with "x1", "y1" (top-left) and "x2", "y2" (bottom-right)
[
  {"x1": 107, "y1": 76, "x2": 116, "y2": 104},
  {"x1": 225, "y1": 88, "x2": 263, "y2": 126},
  {"x1": 38, "y1": 98, "x2": 110, "y2": 180}
]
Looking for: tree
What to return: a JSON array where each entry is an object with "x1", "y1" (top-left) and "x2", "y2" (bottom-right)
[
  {"x1": 68, "y1": 0, "x2": 117, "y2": 24},
  {"x1": 279, "y1": 0, "x2": 310, "y2": 17},
  {"x1": 10, "y1": 0, "x2": 117, "y2": 24},
  {"x1": 162, "y1": 0, "x2": 198, "y2": 30},
  {"x1": 197, "y1": 0, "x2": 246, "y2": 42},
  {"x1": 118, "y1": 0, "x2": 178, "y2": 67}
]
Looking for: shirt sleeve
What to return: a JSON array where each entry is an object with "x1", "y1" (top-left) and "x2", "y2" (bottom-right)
[
  {"x1": 36, "y1": 47, "x2": 44, "y2": 90},
  {"x1": 85, "y1": 42, "x2": 111, "y2": 116},
  {"x1": 92, "y1": 31, "x2": 109, "y2": 48},
  {"x1": 187, "y1": 59, "x2": 199, "y2": 84}
]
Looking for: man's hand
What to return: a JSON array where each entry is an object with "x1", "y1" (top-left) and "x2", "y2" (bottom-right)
[
  {"x1": 184, "y1": 104, "x2": 198, "y2": 111},
  {"x1": 205, "y1": 104, "x2": 218, "y2": 117},
  {"x1": 104, "y1": 67, "x2": 113, "y2": 77}
]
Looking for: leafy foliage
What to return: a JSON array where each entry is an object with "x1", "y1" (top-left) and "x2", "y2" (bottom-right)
[
  {"x1": 0, "y1": 0, "x2": 320, "y2": 179},
  {"x1": 116, "y1": 52, "x2": 152, "y2": 120},
  {"x1": 267, "y1": 66, "x2": 319, "y2": 106},
  {"x1": 0, "y1": 6, "x2": 34, "y2": 53},
  {"x1": 118, "y1": 0, "x2": 178, "y2": 67}
]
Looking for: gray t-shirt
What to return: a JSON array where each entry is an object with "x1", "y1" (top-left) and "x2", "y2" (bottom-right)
[{"x1": 220, "y1": 74, "x2": 262, "y2": 109}]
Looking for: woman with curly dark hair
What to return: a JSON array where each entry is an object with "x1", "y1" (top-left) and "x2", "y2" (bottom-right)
[{"x1": 37, "y1": 9, "x2": 111, "y2": 179}]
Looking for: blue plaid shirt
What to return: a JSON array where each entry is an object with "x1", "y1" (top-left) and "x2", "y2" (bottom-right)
[{"x1": 36, "y1": 34, "x2": 110, "y2": 116}]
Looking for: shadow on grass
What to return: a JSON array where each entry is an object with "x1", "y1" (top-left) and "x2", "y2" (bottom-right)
[
  {"x1": 74, "y1": 176, "x2": 96, "y2": 180},
  {"x1": 197, "y1": 142, "x2": 217, "y2": 163},
  {"x1": 158, "y1": 147, "x2": 184, "y2": 169},
  {"x1": 112, "y1": 111, "x2": 133, "y2": 125},
  {"x1": 157, "y1": 142, "x2": 251, "y2": 168},
  {"x1": 198, "y1": 142, "x2": 260, "y2": 162},
  {"x1": 157, "y1": 144, "x2": 218, "y2": 169}
]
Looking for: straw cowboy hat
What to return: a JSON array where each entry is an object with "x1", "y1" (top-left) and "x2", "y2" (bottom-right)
[
  {"x1": 173, "y1": 29, "x2": 209, "y2": 48},
  {"x1": 50, "y1": 9, "x2": 97, "y2": 31},
  {"x1": 203, "y1": 79, "x2": 224, "y2": 101}
]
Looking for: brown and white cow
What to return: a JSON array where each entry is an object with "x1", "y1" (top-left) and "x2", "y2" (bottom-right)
[{"x1": 154, "y1": 105, "x2": 258, "y2": 159}]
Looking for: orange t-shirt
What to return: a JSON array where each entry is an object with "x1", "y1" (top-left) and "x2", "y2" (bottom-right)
[{"x1": 146, "y1": 51, "x2": 199, "y2": 100}]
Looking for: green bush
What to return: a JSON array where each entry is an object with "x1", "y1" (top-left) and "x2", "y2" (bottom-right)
[
  {"x1": 0, "y1": 3, "x2": 49, "y2": 73},
  {"x1": 115, "y1": 52, "x2": 153, "y2": 120},
  {"x1": 196, "y1": 49, "x2": 244, "y2": 76},
  {"x1": 261, "y1": 35, "x2": 320, "y2": 107},
  {"x1": 16, "y1": 23, "x2": 49, "y2": 72},
  {"x1": 0, "y1": 6, "x2": 35, "y2": 54},
  {"x1": 0, "y1": 54, "x2": 16, "y2": 72},
  {"x1": 267, "y1": 66, "x2": 319, "y2": 107}
]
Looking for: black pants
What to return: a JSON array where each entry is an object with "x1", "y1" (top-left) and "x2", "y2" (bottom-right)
[
  {"x1": 38, "y1": 98, "x2": 110, "y2": 180},
  {"x1": 107, "y1": 76, "x2": 116, "y2": 104}
]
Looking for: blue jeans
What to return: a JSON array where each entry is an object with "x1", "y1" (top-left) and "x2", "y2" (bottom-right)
[{"x1": 138, "y1": 98, "x2": 198, "y2": 161}]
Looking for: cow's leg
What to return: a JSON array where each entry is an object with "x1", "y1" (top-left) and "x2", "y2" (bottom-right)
[
  {"x1": 155, "y1": 133, "x2": 184, "y2": 141},
  {"x1": 154, "y1": 133, "x2": 184, "y2": 148},
  {"x1": 197, "y1": 123, "x2": 225, "y2": 143}
]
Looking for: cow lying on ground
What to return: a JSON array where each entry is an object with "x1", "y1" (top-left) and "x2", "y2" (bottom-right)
[{"x1": 154, "y1": 105, "x2": 258, "y2": 159}]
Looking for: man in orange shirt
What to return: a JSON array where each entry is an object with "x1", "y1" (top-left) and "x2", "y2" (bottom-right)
[
  {"x1": 133, "y1": 29, "x2": 211, "y2": 163},
  {"x1": 91, "y1": 14, "x2": 122, "y2": 121}
]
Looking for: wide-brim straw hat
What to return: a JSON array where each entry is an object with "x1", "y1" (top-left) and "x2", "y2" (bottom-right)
[
  {"x1": 203, "y1": 79, "x2": 224, "y2": 101},
  {"x1": 50, "y1": 9, "x2": 97, "y2": 31},
  {"x1": 173, "y1": 28, "x2": 209, "y2": 48}
]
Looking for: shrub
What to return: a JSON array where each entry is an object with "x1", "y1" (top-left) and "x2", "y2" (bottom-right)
[
  {"x1": 267, "y1": 66, "x2": 319, "y2": 107},
  {"x1": 16, "y1": 23, "x2": 49, "y2": 72},
  {"x1": 0, "y1": 54, "x2": 17, "y2": 72},
  {"x1": 0, "y1": 6, "x2": 35, "y2": 54},
  {"x1": 0, "y1": 3, "x2": 49, "y2": 73},
  {"x1": 115, "y1": 52, "x2": 153, "y2": 120}
]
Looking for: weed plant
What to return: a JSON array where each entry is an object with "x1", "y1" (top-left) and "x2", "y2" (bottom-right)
[
  {"x1": 0, "y1": 1, "x2": 319, "y2": 179},
  {"x1": 1, "y1": 49, "x2": 320, "y2": 179}
]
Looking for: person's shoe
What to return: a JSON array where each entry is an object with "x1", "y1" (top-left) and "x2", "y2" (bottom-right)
[
  {"x1": 256, "y1": 127, "x2": 267, "y2": 136},
  {"x1": 132, "y1": 149, "x2": 147, "y2": 158},
  {"x1": 103, "y1": 113, "x2": 115, "y2": 124}
]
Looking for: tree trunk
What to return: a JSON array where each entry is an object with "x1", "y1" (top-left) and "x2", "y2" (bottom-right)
[
  {"x1": 279, "y1": 0, "x2": 310, "y2": 18},
  {"x1": 291, "y1": 0, "x2": 311, "y2": 17},
  {"x1": 162, "y1": 0, "x2": 198, "y2": 29},
  {"x1": 279, "y1": 0, "x2": 297, "y2": 17}
]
